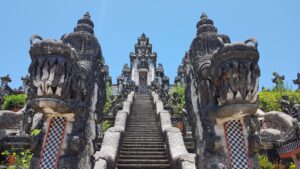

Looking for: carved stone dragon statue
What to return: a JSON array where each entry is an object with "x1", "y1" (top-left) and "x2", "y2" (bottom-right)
[
  {"x1": 185, "y1": 13, "x2": 260, "y2": 169},
  {"x1": 28, "y1": 12, "x2": 106, "y2": 169}
]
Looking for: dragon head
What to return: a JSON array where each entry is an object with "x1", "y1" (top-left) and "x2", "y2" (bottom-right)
[{"x1": 190, "y1": 13, "x2": 260, "y2": 119}]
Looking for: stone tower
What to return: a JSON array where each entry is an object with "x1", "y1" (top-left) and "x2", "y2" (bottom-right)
[{"x1": 118, "y1": 33, "x2": 168, "y2": 93}]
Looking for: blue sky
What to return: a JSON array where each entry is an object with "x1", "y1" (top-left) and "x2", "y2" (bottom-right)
[{"x1": 0, "y1": 0, "x2": 299, "y2": 89}]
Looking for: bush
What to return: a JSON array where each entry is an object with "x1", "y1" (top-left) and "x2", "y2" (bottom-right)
[
  {"x1": 1, "y1": 94, "x2": 27, "y2": 111},
  {"x1": 0, "y1": 149, "x2": 32, "y2": 169},
  {"x1": 290, "y1": 162, "x2": 296, "y2": 169},
  {"x1": 258, "y1": 154, "x2": 274, "y2": 169},
  {"x1": 103, "y1": 82, "x2": 115, "y2": 114},
  {"x1": 169, "y1": 84, "x2": 185, "y2": 115},
  {"x1": 102, "y1": 120, "x2": 111, "y2": 132},
  {"x1": 259, "y1": 88, "x2": 300, "y2": 112}
]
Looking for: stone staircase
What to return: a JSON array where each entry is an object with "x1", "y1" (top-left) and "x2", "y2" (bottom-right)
[{"x1": 117, "y1": 94, "x2": 170, "y2": 169}]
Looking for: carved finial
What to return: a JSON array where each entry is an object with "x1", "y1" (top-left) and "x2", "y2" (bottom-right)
[
  {"x1": 83, "y1": 12, "x2": 91, "y2": 19},
  {"x1": 201, "y1": 13, "x2": 208, "y2": 19},
  {"x1": 141, "y1": 33, "x2": 146, "y2": 38},
  {"x1": 1, "y1": 75, "x2": 12, "y2": 83},
  {"x1": 74, "y1": 12, "x2": 94, "y2": 34},
  {"x1": 272, "y1": 72, "x2": 285, "y2": 89},
  {"x1": 293, "y1": 73, "x2": 300, "y2": 91},
  {"x1": 196, "y1": 12, "x2": 217, "y2": 35}
]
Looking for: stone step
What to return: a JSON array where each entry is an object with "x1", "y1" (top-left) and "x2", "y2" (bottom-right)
[
  {"x1": 129, "y1": 118, "x2": 156, "y2": 120},
  {"x1": 126, "y1": 129, "x2": 161, "y2": 132},
  {"x1": 125, "y1": 131, "x2": 161, "y2": 134},
  {"x1": 118, "y1": 159, "x2": 169, "y2": 164},
  {"x1": 128, "y1": 123, "x2": 158, "y2": 125},
  {"x1": 121, "y1": 147, "x2": 166, "y2": 152},
  {"x1": 124, "y1": 137, "x2": 163, "y2": 140},
  {"x1": 117, "y1": 163, "x2": 170, "y2": 169},
  {"x1": 118, "y1": 155, "x2": 167, "y2": 159},
  {"x1": 122, "y1": 144, "x2": 165, "y2": 148},
  {"x1": 122, "y1": 141, "x2": 164, "y2": 145},
  {"x1": 126, "y1": 128, "x2": 160, "y2": 131},
  {"x1": 119, "y1": 151, "x2": 166, "y2": 156},
  {"x1": 127, "y1": 125, "x2": 159, "y2": 127},
  {"x1": 129, "y1": 113, "x2": 156, "y2": 118},
  {"x1": 117, "y1": 94, "x2": 170, "y2": 168},
  {"x1": 123, "y1": 139, "x2": 164, "y2": 143},
  {"x1": 124, "y1": 134, "x2": 162, "y2": 138}
]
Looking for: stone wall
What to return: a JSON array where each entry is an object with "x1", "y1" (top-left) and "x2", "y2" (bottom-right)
[
  {"x1": 0, "y1": 109, "x2": 23, "y2": 135},
  {"x1": 94, "y1": 91, "x2": 134, "y2": 169},
  {"x1": 151, "y1": 91, "x2": 196, "y2": 169}
]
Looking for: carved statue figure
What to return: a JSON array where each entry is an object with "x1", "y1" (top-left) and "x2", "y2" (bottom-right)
[
  {"x1": 272, "y1": 72, "x2": 285, "y2": 89},
  {"x1": 293, "y1": 73, "x2": 300, "y2": 91},
  {"x1": 27, "y1": 12, "x2": 106, "y2": 169}
]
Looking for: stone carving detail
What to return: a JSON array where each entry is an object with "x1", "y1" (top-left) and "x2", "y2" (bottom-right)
[
  {"x1": 28, "y1": 12, "x2": 106, "y2": 169},
  {"x1": 185, "y1": 13, "x2": 260, "y2": 168},
  {"x1": 272, "y1": 72, "x2": 285, "y2": 89},
  {"x1": 293, "y1": 73, "x2": 300, "y2": 91}
]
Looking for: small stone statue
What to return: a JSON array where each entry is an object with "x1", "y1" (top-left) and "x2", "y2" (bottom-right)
[
  {"x1": 293, "y1": 73, "x2": 300, "y2": 91},
  {"x1": 280, "y1": 95, "x2": 300, "y2": 118},
  {"x1": 272, "y1": 72, "x2": 285, "y2": 89},
  {"x1": 280, "y1": 95, "x2": 292, "y2": 114}
]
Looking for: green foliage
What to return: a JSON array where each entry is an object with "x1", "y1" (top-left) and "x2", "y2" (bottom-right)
[
  {"x1": 259, "y1": 88, "x2": 300, "y2": 112},
  {"x1": 290, "y1": 162, "x2": 296, "y2": 169},
  {"x1": 106, "y1": 81, "x2": 112, "y2": 98},
  {"x1": 258, "y1": 154, "x2": 274, "y2": 169},
  {"x1": 0, "y1": 149, "x2": 32, "y2": 169},
  {"x1": 169, "y1": 84, "x2": 185, "y2": 115},
  {"x1": 102, "y1": 120, "x2": 111, "y2": 132},
  {"x1": 103, "y1": 82, "x2": 114, "y2": 114},
  {"x1": 30, "y1": 129, "x2": 41, "y2": 136},
  {"x1": 1, "y1": 94, "x2": 27, "y2": 110}
]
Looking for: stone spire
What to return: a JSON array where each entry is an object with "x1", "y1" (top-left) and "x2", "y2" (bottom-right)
[
  {"x1": 196, "y1": 13, "x2": 218, "y2": 35},
  {"x1": 74, "y1": 12, "x2": 94, "y2": 34},
  {"x1": 1, "y1": 75, "x2": 11, "y2": 89}
]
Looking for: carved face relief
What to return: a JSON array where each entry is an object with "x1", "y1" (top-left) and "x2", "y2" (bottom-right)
[
  {"x1": 28, "y1": 40, "x2": 81, "y2": 113},
  {"x1": 192, "y1": 39, "x2": 260, "y2": 117}
]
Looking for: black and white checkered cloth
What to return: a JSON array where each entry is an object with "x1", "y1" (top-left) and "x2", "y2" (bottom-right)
[
  {"x1": 39, "y1": 116, "x2": 66, "y2": 169},
  {"x1": 225, "y1": 120, "x2": 249, "y2": 169}
]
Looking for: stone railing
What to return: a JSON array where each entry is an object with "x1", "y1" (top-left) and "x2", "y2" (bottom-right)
[
  {"x1": 151, "y1": 91, "x2": 196, "y2": 169},
  {"x1": 0, "y1": 109, "x2": 23, "y2": 135},
  {"x1": 94, "y1": 91, "x2": 134, "y2": 169}
]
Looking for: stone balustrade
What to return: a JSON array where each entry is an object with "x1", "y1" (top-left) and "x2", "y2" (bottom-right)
[
  {"x1": 151, "y1": 91, "x2": 196, "y2": 169},
  {"x1": 94, "y1": 91, "x2": 135, "y2": 169}
]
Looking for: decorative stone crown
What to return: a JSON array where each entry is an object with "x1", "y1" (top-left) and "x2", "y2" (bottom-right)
[
  {"x1": 74, "y1": 12, "x2": 94, "y2": 34},
  {"x1": 29, "y1": 35, "x2": 73, "y2": 60}
]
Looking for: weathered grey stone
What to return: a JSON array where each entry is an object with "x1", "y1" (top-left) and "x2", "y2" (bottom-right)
[
  {"x1": 122, "y1": 101, "x2": 131, "y2": 115},
  {"x1": 93, "y1": 127, "x2": 121, "y2": 169},
  {"x1": 261, "y1": 111, "x2": 295, "y2": 134},
  {"x1": 113, "y1": 111, "x2": 128, "y2": 132},
  {"x1": 94, "y1": 158, "x2": 107, "y2": 169},
  {"x1": 260, "y1": 128, "x2": 281, "y2": 142},
  {"x1": 180, "y1": 13, "x2": 261, "y2": 168},
  {"x1": 0, "y1": 110, "x2": 22, "y2": 130},
  {"x1": 31, "y1": 112, "x2": 43, "y2": 130},
  {"x1": 156, "y1": 100, "x2": 164, "y2": 114},
  {"x1": 180, "y1": 153, "x2": 196, "y2": 169},
  {"x1": 126, "y1": 92, "x2": 135, "y2": 103},
  {"x1": 152, "y1": 93, "x2": 160, "y2": 104},
  {"x1": 165, "y1": 127, "x2": 189, "y2": 161},
  {"x1": 159, "y1": 110, "x2": 172, "y2": 132},
  {"x1": 27, "y1": 12, "x2": 108, "y2": 169}
]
